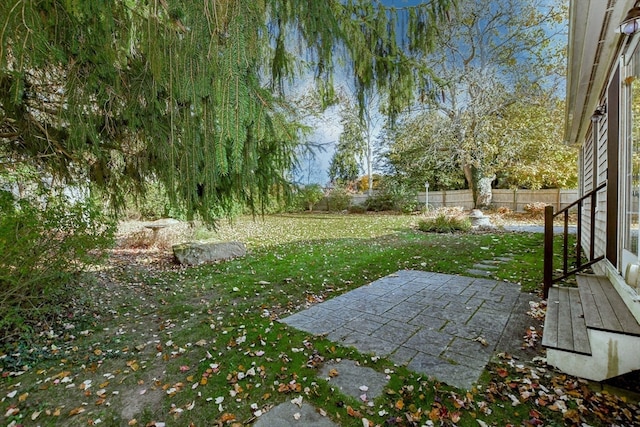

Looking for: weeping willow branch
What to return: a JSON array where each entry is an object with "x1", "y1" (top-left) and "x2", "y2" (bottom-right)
[{"x1": 0, "y1": 0, "x2": 454, "y2": 223}]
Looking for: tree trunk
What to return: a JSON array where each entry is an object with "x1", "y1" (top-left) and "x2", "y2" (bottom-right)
[
  {"x1": 367, "y1": 138, "x2": 373, "y2": 196},
  {"x1": 476, "y1": 175, "x2": 495, "y2": 209},
  {"x1": 463, "y1": 164, "x2": 495, "y2": 209}
]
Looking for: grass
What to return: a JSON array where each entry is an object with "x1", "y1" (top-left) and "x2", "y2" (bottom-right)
[{"x1": 1, "y1": 213, "x2": 633, "y2": 426}]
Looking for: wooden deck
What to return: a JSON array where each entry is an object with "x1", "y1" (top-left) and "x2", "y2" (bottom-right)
[
  {"x1": 542, "y1": 286, "x2": 591, "y2": 355},
  {"x1": 578, "y1": 274, "x2": 640, "y2": 336},
  {"x1": 543, "y1": 274, "x2": 640, "y2": 356}
]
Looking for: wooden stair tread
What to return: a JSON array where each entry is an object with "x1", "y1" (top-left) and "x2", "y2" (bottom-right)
[
  {"x1": 542, "y1": 286, "x2": 591, "y2": 355},
  {"x1": 577, "y1": 274, "x2": 640, "y2": 336}
]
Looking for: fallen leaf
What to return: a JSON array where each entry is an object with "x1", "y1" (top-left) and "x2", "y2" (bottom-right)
[
  {"x1": 220, "y1": 413, "x2": 236, "y2": 422},
  {"x1": 4, "y1": 406, "x2": 19, "y2": 417},
  {"x1": 563, "y1": 409, "x2": 580, "y2": 423},
  {"x1": 347, "y1": 406, "x2": 363, "y2": 418},
  {"x1": 69, "y1": 407, "x2": 86, "y2": 416},
  {"x1": 291, "y1": 396, "x2": 303, "y2": 407},
  {"x1": 474, "y1": 336, "x2": 488, "y2": 346}
]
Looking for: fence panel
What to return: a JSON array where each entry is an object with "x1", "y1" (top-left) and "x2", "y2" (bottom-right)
[{"x1": 313, "y1": 189, "x2": 578, "y2": 212}]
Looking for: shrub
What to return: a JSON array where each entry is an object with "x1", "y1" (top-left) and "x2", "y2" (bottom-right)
[
  {"x1": 295, "y1": 184, "x2": 325, "y2": 212},
  {"x1": 365, "y1": 192, "x2": 393, "y2": 211},
  {"x1": 365, "y1": 179, "x2": 418, "y2": 212},
  {"x1": 523, "y1": 202, "x2": 548, "y2": 219},
  {"x1": 0, "y1": 191, "x2": 115, "y2": 341},
  {"x1": 418, "y1": 213, "x2": 471, "y2": 233},
  {"x1": 348, "y1": 204, "x2": 367, "y2": 214},
  {"x1": 326, "y1": 186, "x2": 351, "y2": 212},
  {"x1": 495, "y1": 206, "x2": 513, "y2": 215},
  {"x1": 125, "y1": 180, "x2": 187, "y2": 220}
]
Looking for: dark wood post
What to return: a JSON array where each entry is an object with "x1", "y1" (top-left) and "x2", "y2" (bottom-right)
[{"x1": 543, "y1": 205, "x2": 554, "y2": 299}]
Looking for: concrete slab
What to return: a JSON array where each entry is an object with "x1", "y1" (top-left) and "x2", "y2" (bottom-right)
[
  {"x1": 318, "y1": 359, "x2": 389, "y2": 401},
  {"x1": 473, "y1": 263, "x2": 499, "y2": 270},
  {"x1": 253, "y1": 402, "x2": 338, "y2": 427},
  {"x1": 466, "y1": 268, "x2": 493, "y2": 277},
  {"x1": 281, "y1": 270, "x2": 521, "y2": 390}
]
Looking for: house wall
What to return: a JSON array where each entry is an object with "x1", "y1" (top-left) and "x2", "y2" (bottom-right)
[
  {"x1": 596, "y1": 111, "x2": 609, "y2": 268},
  {"x1": 579, "y1": 100, "x2": 610, "y2": 276},
  {"x1": 581, "y1": 129, "x2": 594, "y2": 254},
  {"x1": 577, "y1": 64, "x2": 640, "y2": 321}
]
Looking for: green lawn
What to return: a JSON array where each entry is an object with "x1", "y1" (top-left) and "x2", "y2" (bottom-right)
[{"x1": 1, "y1": 213, "x2": 636, "y2": 426}]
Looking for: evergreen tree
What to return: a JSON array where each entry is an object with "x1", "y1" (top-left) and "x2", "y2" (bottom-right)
[
  {"x1": 0, "y1": 0, "x2": 453, "y2": 222},
  {"x1": 328, "y1": 102, "x2": 365, "y2": 185}
]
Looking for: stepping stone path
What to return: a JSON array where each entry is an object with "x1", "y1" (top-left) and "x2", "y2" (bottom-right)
[
  {"x1": 253, "y1": 402, "x2": 337, "y2": 427},
  {"x1": 255, "y1": 359, "x2": 388, "y2": 427},
  {"x1": 466, "y1": 254, "x2": 513, "y2": 277},
  {"x1": 319, "y1": 359, "x2": 389, "y2": 402}
]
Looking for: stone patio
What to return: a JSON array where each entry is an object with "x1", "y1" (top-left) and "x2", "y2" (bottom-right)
[{"x1": 281, "y1": 270, "x2": 521, "y2": 390}]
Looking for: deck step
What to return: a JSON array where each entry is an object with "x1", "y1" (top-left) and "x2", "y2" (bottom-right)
[
  {"x1": 543, "y1": 275, "x2": 640, "y2": 381},
  {"x1": 577, "y1": 274, "x2": 640, "y2": 336},
  {"x1": 542, "y1": 286, "x2": 591, "y2": 355}
]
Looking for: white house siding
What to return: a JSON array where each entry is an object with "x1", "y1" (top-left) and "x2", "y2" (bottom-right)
[
  {"x1": 595, "y1": 111, "x2": 609, "y2": 271},
  {"x1": 579, "y1": 110, "x2": 609, "y2": 275},
  {"x1": 582, "y1": 129, "x2": 595, "y2": 254}
]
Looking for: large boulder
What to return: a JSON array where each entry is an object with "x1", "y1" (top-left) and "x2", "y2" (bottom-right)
[{"x1": 172, "y1": 241, "x2": 246, "y2": 265}]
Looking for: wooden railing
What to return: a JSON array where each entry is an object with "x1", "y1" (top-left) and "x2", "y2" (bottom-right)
[{"x1": 543, "y1": 182, "x2": 606, "y2": 298}]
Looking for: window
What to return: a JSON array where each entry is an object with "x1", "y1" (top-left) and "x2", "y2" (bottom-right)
[{"x1": 623, "y1": 47, "x2": 640, "y2": 259}]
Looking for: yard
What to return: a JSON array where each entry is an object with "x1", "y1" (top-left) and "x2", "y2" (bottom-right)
[{"x1": 1, "y1": 213, "x2": 638, "y2": 426}]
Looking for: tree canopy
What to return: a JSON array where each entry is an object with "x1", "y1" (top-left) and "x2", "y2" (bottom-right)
[
  {"x1": 386, "y1": 96, "x2": 577, "y2": 192},
  {"x1": 383, "y1": 0, "x2": 568, "y2": 208},
  {"x1": 0, "y1": 0, "x2": 454, "y2": 221}
]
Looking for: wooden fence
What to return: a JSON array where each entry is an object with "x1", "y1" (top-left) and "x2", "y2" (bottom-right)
[{"x1": 318, "y1": 188, "x2": 578, "y2": 212}]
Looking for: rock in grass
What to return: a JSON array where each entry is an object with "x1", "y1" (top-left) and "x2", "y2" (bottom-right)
[{"x1": 172, "y1": 241, "x2": 246, "y2": 265}]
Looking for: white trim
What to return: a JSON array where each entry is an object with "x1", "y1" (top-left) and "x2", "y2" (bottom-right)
[
  {"x1": 605, "y1": 261, "x2": 640, "y2": 322},
  {"x1": 547, "y1": 328, "x2": 640, "y2": 381}
]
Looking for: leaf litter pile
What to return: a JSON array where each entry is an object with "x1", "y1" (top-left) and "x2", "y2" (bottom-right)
[{"x1": 1, "y1": 215, "x2": 640, "y2": 426}]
